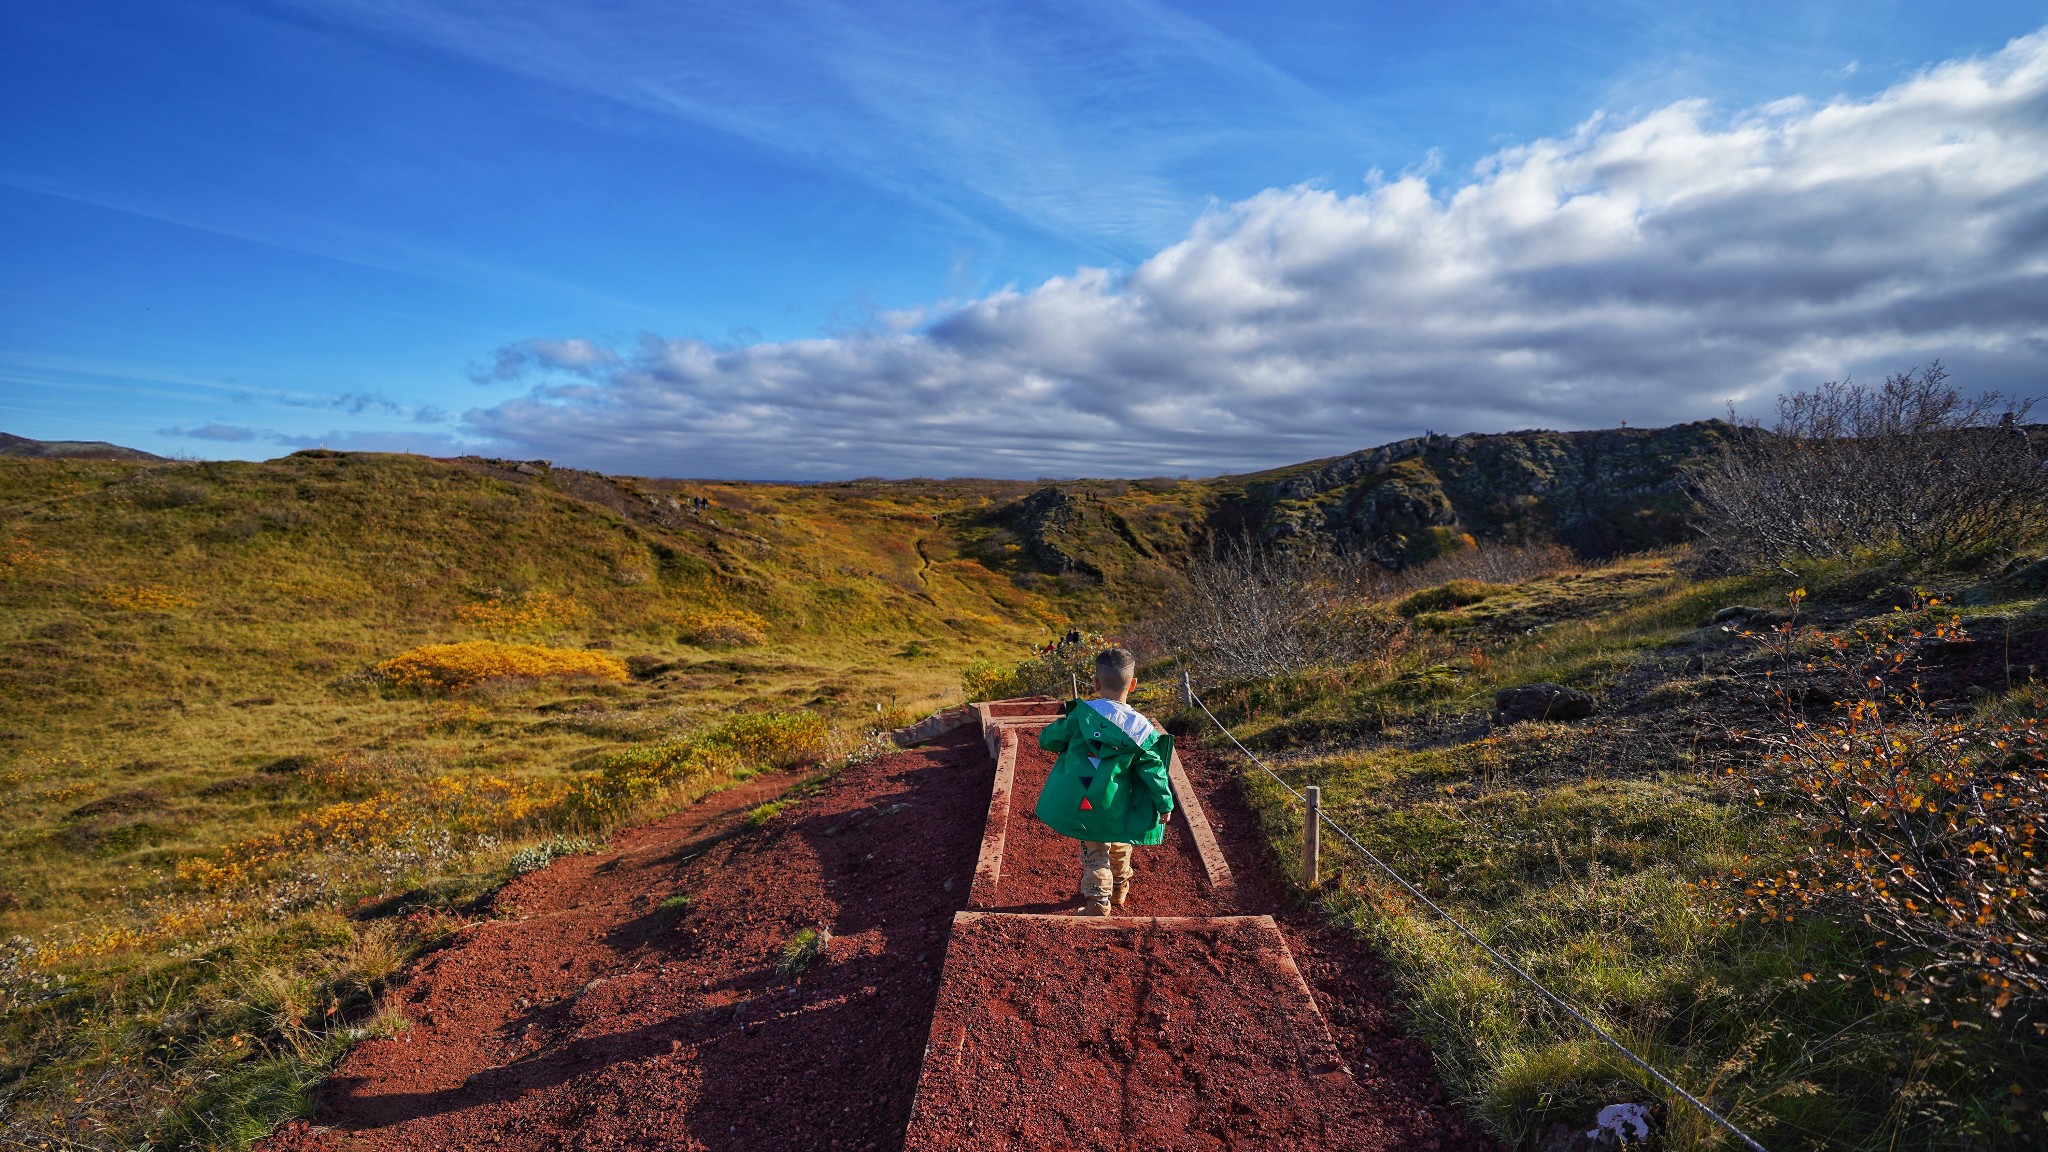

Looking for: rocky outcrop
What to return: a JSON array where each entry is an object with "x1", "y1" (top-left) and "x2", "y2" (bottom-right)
[
  {"x1": 1493, "y1": 683, "x2": 1597, "y2": 725},
  {"x1": 1014, "y1": 486, "x2": 1098, "y2": 576},
  {"x1": 979, "y1": 421, "x2": 1736, "y2": 581},
  {"x1": 1221, "y1": 422, "x2": 1733, "y2": 565}
]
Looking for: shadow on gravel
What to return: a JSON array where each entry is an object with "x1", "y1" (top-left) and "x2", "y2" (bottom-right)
[
  {"x1": 682, "y1": 727, "x2": 989, "y2": 1150},
  {"x1": 305, "y1": 728, "x2": 991, "y2": 1152}
]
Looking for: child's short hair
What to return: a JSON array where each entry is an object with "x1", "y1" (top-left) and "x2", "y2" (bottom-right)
[{"x1": 1093, "y1": 647, "x2": 1136, "y2": 689}]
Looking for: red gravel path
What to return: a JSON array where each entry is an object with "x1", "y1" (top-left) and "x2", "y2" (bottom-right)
[
  {"x1": 904, "y1": 914, "x2": 1368, "y2": 1152},
  {"x1": 265, "y1": 719, "x2": 1497, "y2": 1152}
]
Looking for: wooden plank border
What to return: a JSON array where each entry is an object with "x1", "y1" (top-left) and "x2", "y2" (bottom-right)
[
  {"x1": 1167, "y1": 748, "x2": 1234, "y2": 891},
  {"x1": 965, "y1": 727, "x2": 1019, "y2": 909}
]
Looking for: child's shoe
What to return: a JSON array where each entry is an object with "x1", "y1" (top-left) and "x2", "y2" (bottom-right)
[
  {"x1": 1079, "y1": 900, "x2": 1113, "y2": 917},
  {"x1": 1112, "y1": 880, "x2": 1131, "y2": 909}
]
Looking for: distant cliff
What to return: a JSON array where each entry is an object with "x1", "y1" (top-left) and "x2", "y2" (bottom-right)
[{"x1": 970, "y1": 421, "x2": 1736, "y2": 580}]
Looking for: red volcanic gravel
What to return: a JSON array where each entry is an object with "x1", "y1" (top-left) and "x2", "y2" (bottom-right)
[
  {"x1": 983, "y1": 738, "x2": 1231, "y2": 916},
  {"x1": 266, "y1": 716, "x2": 1498, "y2": 1152},
  {"x1": 905, "y1": 914, "x2": 1368, "y2": 1152},
  {"x1": 265, "y1": 726, "x2": 992, "y2": 1152}
]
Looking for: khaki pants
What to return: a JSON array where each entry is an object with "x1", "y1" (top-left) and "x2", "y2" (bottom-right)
[{"x1": 1079, "y1": 841, "x2": 1133, "y2": 910}]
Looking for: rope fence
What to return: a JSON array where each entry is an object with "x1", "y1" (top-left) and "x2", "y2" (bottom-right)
[{"x1": 1177, "y1": 671, "x2": 1769, "y2": 1152}]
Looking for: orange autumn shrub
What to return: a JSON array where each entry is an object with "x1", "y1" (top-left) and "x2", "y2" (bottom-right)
[
  {"x1": 456, "y1": 590, "x2": 580, "y2": 634},
  {"x1": 1721, "y1": 599, "x2": 2048, "y2": 1028},
  {"x1": 90, "y1": 584, "x2": 197, "y2": 610},
  {"x1": 0, "y1": 536, "x2": 48, "y2": 578},
  {"x1": 375, "y1": 640, "x2": 628, "y2": 692},
  {"x1": 680, "y1": 608, "x2": 769, "y2": 648}
]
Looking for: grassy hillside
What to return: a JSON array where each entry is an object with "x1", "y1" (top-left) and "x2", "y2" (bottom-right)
[
  {"x1": 0, "y1": 451, "x2": 1101, "y2": 1146},
  {"x1": 1144, "y1": 552, "x2": 2048, "y2": 1149},
  {"x1": 7, "y1": 421, "x2": 2035, "y2": 1151}
]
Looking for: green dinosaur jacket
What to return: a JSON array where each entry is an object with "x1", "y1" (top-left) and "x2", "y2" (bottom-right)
[{"x1": 1033, "y1": 698, "x2": 1175, "y2": 845}]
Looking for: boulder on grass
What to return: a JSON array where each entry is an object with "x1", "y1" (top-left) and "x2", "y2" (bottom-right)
[{"x1": 1493, "y1": 682, "x2": 1596, "y2": 725}]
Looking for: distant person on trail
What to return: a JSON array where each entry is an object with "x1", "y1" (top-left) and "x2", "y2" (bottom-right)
[{"x1": 1033, "y1": 648, "x2": 1175, "y2": 916}]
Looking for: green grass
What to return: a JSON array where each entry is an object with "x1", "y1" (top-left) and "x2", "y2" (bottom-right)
[
  {"x1": 776, "y1": 927, "x2": 828, "y2": 977},
  {"x1": 1174, "y1": 551, "x2": 2048, "y2": 1150}
]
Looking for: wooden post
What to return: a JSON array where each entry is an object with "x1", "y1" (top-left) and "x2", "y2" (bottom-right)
[
  {"x1": 1303, "y1": 786, "x2": 1321, "y2": 888},
  {"x1": 1071, "y1": 671, "x2": 1079, "y2": 699},
  {"x1": 1180, "y1": 667, "x2": 1193, "y2": 708}
]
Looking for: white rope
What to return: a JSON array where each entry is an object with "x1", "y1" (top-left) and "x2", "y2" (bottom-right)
[{"x1": 1187, "y1": 687, "x2": 1769, "y2": 1152}]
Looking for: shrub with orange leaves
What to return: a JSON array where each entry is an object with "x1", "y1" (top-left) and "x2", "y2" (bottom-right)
[
  {"x1": 680, "y1": 608, "x2": 770, "y2": 648},
  {"x1": 456, "y1": 590, "x2": 579, "y2": 634},
  {"x1": 0, "y1": 536, "x2": 47, "y2": 578},
  {"x1": 375, "y1": 640, "x2": 628, "y2": 692},
  {"x1": 90, "y1": 584, "x2": 196, "y2": 610},
  {"x1": 1722, "y1": 599, "x2": 2048, "y2": 1027}
]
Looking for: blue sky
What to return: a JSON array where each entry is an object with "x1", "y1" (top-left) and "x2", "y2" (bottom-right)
[{"x1": 3, "y1": 1, "x2": 2045, "y2": 476}]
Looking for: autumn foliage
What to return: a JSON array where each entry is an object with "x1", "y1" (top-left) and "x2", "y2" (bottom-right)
[
  {"x1": 679, "y1": 608, "x2": 770, "y2": 648},
  {"x1": 456, "y1": 591, "x2": 580, "y2": 634},
  {"x1": 1723, "y1": 601, "x2": 2048, "y2": 1028},
  {"x1": 375, "y1": 640, "x2": 629, "y2": 691}
]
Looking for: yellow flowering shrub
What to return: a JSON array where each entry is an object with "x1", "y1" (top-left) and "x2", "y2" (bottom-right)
[
  {"x1": 961, "y1": 660, "x2": 1022, "y2": 701},
  {"x1": 375, "y1": 641, "x2": 628, "y2": 691},
  {"x1": 456, "y1": 591, "x2": 580, "y2": 634},
  {"x1": 0, "y1": 536, "x2": 48, "y2": 577},
  {"x1": 680, "y1": 608, "x2": 770, "y2": 648},
  {"x1": 176, "y1": 766, "x2": 567, "y2": 894},
  {"x1": 90, "y1": 584, "x2": 197, "y2": 610}
]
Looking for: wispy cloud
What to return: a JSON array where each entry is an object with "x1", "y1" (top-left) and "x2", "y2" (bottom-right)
[
  {"x1": 292, "y1": 0, "x2": 1355, "y2": 250},
  {"x1": 467, "y1": 30, "x2": 2048, "y2": 479}
]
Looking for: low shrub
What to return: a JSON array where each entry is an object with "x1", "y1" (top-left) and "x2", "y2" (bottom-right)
[
  {"x1": 1395, "y1": 579, "x2": 1507, "y2": 617},
  {"x1": 1722, "y1": 606, "x2": 2048, "y2": 1028},
  {"x1": 1689, "y1": 365, "x2": 2046, "y2": 572},
  {"x1": 962, "y1": 659, "x2": 1023, "y2": 701},
  {"x1": 374, "y1": 641, "x2": 629, "y2": 692},
  {"x1": 776, "y1": 926, "x2": 828, "y2": 976},
  {"x1": 90, "y1": 584, "x2": 197, "y2": 611},
  {"x1": 456, "y1": 591, "x2": 580, "y2": 635},
  {"x1": 507, "y1": 835, "x2": 598, "y2": 875},
  {"x1": 563, "y1": 710, "x2": 828, "y2": 823},
  {"x1": 681, "y1": 609, "x2": 769, "y2": 648}
]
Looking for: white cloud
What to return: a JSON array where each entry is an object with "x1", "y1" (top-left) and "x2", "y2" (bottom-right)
[
  {"x1": 469, "y1": 31, "x2": 2048, "y2": 479},
  {"x1": 474, "y1": 338, "x2": 621, "y2": 383},
  {"x1": 159, "y1": 423, "x2": 257, "y2": 442}
]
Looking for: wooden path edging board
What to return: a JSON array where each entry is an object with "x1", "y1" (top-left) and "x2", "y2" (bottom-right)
[
  {"x1": 1167, "y1": 748, "x2": 1234, "y2": 891},
  {"x1": 966, "y1": 727, "x2": 1019, "y2": 909},
  {"x1": 891, "y1": 706, "x2": 976, "y2": 748}
]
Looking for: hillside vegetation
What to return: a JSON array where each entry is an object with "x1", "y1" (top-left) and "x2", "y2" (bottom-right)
[
  {"x1": 0, "y1": 450, "x2": 1085, "y2": 1145},
  {"x1": 1, "y1": 404, "x2": 2040, "y2": 1151},
  {"x1": 1129, "y1": 551, "x2": 2048, "y2": 1150}
]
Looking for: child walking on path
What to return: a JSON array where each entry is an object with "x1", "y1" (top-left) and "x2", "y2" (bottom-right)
[{"x1": 1032, "y1": 648, "x2": 1176, "y2": 916}]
